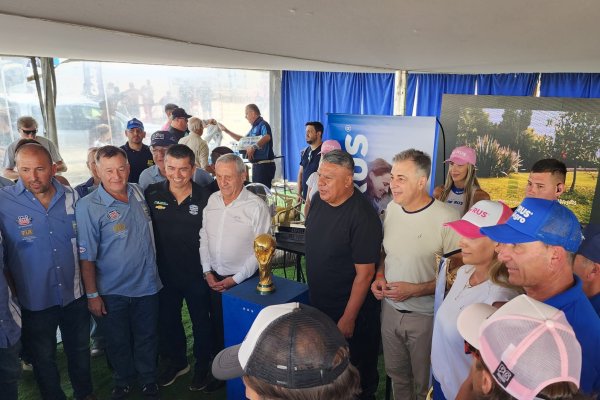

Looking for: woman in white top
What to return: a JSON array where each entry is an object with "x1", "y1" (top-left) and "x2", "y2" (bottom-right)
[
  {"x1": 431, "y1": 200, "x2": 521, "y2": 400},
  {"x1": 434, "y1": 145, "x2": 490, "y2": 216}
]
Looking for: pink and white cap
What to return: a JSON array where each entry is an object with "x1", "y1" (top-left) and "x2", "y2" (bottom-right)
[
  {"x1": 444, "y1": 200, "x2": 513, "y2": 239},
  {"x1": 321, "y1": 139, "x2": 341, "y2": 155},
  {"x1": 457, "y1": 295, "x2": 582, "y2": 400},
  {"x1": 445, "y1": 145, "x2": 476, "y2": 166}
]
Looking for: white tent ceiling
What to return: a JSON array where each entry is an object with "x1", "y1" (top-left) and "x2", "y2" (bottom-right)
[{"x1": 0, "y1": 0, "x2": 599, "y2": 73}]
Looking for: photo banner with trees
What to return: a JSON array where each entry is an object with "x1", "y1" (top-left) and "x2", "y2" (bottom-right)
[{"x1": 439, "y1": 94, "x2": 600, "y2": 224}]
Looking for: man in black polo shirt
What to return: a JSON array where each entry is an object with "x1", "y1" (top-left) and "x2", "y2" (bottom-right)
[
  {"x1": 120, "y1": 118, "x2": 153, "y2": 183},
  {"x1": 144, "y1": 144, "x2": 212, "y2": 392},
  {"x1": 296, "y1": 121, "x2": 323, "y2": 200},
  {"x1": 305, "y1": 150, "x2": 383, "y2": 400},
  {"x1": 168, "y1": 108, "x2": 192, "y2": 141}
]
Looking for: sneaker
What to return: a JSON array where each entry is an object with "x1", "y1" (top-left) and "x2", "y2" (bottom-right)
[
  {"x1": 142, "y1": 383, "x2": 160, "y2": 399},
  {"x1": 90, "y1": 341, "x2": 104, "y2": 357},
  {"x1": 188, "y1": 370, "x2": 210, "y2": 392},
  {"x1": 202, "y1": 378, "x2": 225, "y2": 393},
  {"x1": 110, "y1": 385, "x2": 131, "y2": 400},
  {"x1": 21, "y1": 360, "x2": 33, "y2": 372},
  {"x1": 158, "y1": 363, "x2": 190, "y2": 386}
]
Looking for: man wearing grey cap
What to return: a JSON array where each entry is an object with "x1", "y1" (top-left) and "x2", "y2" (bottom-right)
[{"x1": 574, "y1": 224, "x2": 600, "y2": 315}]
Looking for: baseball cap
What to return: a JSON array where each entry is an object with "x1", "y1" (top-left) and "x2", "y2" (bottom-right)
[
  {"x1": 126, "y1": 118, "x2": 144, "y2": 130},
  {"x1": 480, "y1": 197, "x2": 582, "y2": 253},
  {"x1": 171, "y1": 107, "x2": 192, "y2": 119},
  {"x1": 445, "y1": 145, "x2": 476, "y2": 166},
  {"x1": 457, "y1": 295, "x2": 581, "y2": 400},
  {"x1": 578, "y1": 224, "x2": 600, "y2": 263},
  {"x1": 321, "y1": 139, "x2": 342, "y2": 155},
  {"x1": 212, "y1": 303, "x2": 350, "y2": 389},
  {"x1": 150, "y1": 130, "x2": 178, "y2": 147},
  {"x1": 445, "y1": 200, "x2": 513, "y2": 239}
]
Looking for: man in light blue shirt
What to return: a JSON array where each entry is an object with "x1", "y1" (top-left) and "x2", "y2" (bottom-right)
[
  {"x1": 76, "y1": 145, "x2": 162, "y2": 399},
  {"x1": 0, "y1": 140, "x2": 94, "y2": 400}
]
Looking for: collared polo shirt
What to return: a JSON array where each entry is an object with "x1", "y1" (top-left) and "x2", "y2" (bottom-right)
[
  {"x1": 199, "y1": 187, "x2": 271, "y2": 284},
  {"x1": 544, "y1": 276, "x2": 600, "y2": 394},
  {"x1": 0, "y1": 234, "x2": 21, "y2": 348},
  {"x1": 138, "y1": 165, "x2": 214, "y2": 190},
  {"x1": 145, "y1": 180, "x2": 211, "y2": 284},
  {"x1": 247, "y1": 117, "x2": 274, "y2": 162},
  {"x1": 120, "y1": 142, "x2": 154, "y2": 183},
  {"x1": 299, "y1": 144, "x2": 322, "y2": 198},
  {"x1": 76, "y1": 183, "x2": 162, "y2": 297},
  {"x1": 0, "y1": 179, "x2": 83, "y2": 311}
]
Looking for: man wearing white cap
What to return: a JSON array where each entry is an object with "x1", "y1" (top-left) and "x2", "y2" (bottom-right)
[
  {"x1": 573, "y1": 224, "x2": 600, "y2": 315},
  {"x1": 457, "y1": 295, "x2": 585, "y2": 400},
  {"x1": 480, "y1": 197, "x2": 600, "y2": 394}
]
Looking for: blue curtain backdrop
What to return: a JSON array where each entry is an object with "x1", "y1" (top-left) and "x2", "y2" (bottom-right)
[
  {"x1": 477, "y1": 73, "x2": 538, "y2": 96},
  {"x1": 405, "y1": 73, "x2": 477, "y2": 117},
  {"x1": 281, "y1": 71, "x2": 394, "y2": 180},
  {"x1": 540, "y1": 73, "x2": 600, "y2": 98}
]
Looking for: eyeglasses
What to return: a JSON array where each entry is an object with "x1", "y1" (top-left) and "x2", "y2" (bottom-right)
[{"x1": 21, "y1": 128, "x2": 37, "y2": 135}]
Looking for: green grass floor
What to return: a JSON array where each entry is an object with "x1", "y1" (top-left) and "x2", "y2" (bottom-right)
[{"x1": 18, "y1": 264, "x2": 389, "y2": 399}]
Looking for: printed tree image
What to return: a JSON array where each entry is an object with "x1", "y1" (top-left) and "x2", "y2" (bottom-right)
[{"x1": 549, "y1": 111, "x2": 600, "y2": 192}]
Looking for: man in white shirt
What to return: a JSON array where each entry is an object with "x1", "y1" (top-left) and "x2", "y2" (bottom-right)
[{"x1": 199, "y1": 153, "x2": 271, "y2": 392}]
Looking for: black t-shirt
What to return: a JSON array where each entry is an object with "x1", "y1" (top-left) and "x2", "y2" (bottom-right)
[
  {"x1": 145, "y1": 180, "x2": 211, "y2": 285},
  {"x1": 299, "y1": 144, "x2": 321, "y2": 199},
  {"x1": 305, "y1": 189, "x2": 382, "y2": 320},
  {"x1": 121, "y1": 142, "x2": 153, "y2": 183}
]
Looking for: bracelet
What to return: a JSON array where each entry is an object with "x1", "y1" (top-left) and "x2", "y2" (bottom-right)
[{"x1": 86, "y1": 292, "x2": 99, "y2": 299}]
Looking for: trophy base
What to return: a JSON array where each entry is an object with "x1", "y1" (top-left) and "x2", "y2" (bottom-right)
[{"x1": 256, "y1": 283, "x2": 276, "y2": 295}]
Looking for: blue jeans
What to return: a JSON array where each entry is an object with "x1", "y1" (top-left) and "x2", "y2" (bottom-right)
[
  {"x1": 0, "y1": 339, "x2": 21, "y2": 400},
  {"x1": 21, "y1": 296, "x2": 92, "y2": 400},
  {"x1": 158, "y1": 277, "x2": 211, "y2": 373},
  {"x1": 98, "y1": 294, "x2": 159, "y2": 387}
]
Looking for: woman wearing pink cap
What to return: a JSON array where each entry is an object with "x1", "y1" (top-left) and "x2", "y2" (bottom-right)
[
  {"x1": 430, "y1": 200, "x2": 521, "y2": 400},
  {"x1": 434, "y1": 145, "x2": 490, "y2": 216},
  {"x1": 303, "y1": 139, "x2": 341, "y2": 215}
]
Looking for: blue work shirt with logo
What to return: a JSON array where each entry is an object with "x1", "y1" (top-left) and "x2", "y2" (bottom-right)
[
  {"x1": 0, "y1": 232, "x2": 21, "y2": 348},
  {"x1": 75, "y1": 183, "x2": 162, "y2": 297},
  {"x1": 0, "y1": 179, "x2": 83, "y2": 311},
  {"x1": 247, "y1": 117, "x2": 275, "y2": 161}
]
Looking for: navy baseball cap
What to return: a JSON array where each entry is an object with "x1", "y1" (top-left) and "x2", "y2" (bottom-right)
[
  {"x1": 480, "y1": 198, "x2": 582, "y2": 253},
  {"x1": 126, "y1": 118, "x2": 144, "y2": 130},
  {"x1": 578, "y1": 224, "x2": 600, "y2": 263},
  {"x1": 171, "y1": 107, "x2": 192, "y2": 119},
  {"x1": 150, "y1": 130, "x2": 178, "y2": 147}
]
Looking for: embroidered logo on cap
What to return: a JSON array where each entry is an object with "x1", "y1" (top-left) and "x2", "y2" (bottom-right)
[
  {"x1": 512, "y1": 205, "x2": 534, "y2": 224},
  {"x1": 493, "y1": 361, "x2": 514, "y2": 388}
]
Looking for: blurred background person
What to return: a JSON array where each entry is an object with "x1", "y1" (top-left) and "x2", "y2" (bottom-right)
[
  {"x1": 364, "y1": 158, "x2": 392, "y2": 219},
  {"x1": 180, "y1": 117, "x2": 210, "y2": 169}
]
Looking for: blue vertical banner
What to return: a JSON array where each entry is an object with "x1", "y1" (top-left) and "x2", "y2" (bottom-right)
[{"x1": 327, "y1": 114, "x2": 438, "y2": 193}]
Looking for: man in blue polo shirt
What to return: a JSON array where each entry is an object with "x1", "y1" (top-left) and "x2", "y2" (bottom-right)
[
  {"x1": 0, "y1": 231, "x2": 22, "y2": 400},
  {"x1": 296, "y1": 121, "x2": 323, "y2": 200},
  {"x1": 0, "y1": 140, "x2": 94, "y2": 400},
  {"x1": 120, "y1": 118, "x2": 153, "y2": 184},
  {"x1": 76, "y1": 145, "x2": 162, "y2": 400},
  {"x1": 481, "y1": 198, "x2": 600, "y2": 395},
  {"x1": 219, "y1": 104, "x2": 275, "y2": 188}
]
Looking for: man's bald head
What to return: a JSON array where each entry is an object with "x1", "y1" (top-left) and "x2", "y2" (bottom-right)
[{"x1": 15, "y1": 140, "x2": 53, "y2": 167}]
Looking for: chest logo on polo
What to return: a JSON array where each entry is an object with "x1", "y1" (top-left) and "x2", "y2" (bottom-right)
[
  {"x1": 17, "y1": 215, "x2": 32, "y2": 226},
  {"x1": 189, "y1": 205, "x2": 199, "y2": 215},
  {"x1": 113, "y1": 223, "x2": 126, "y2": 233},
  {"x1": 153, "y1": 200, "x2": 168, "y2": 210},
  {"x1": 107, "y1": 210, "x2": 121, "y2": 221}
]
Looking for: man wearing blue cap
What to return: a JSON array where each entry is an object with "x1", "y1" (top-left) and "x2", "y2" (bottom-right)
[
  {"x1": 120, "y1": 118, "x2": 153, "y2": 183},
  {"x1": 480, "y1": 198, "x2": 600, "y2": 394},
  {"x1": 574, "y1": 224, "x2": 600, "y2": 315}
]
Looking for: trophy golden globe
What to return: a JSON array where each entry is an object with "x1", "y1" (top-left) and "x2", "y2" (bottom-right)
[{"x1": 254, "y1": 233, "x2": 276, "y2": 295}]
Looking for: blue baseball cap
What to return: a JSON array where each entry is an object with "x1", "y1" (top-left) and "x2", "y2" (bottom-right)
[
  {"x1": 150, "y1": 130, "x2": 178, "y2": 147},
  {"x1": 578, "y1": 224, "x2": 600, "y2": 263},
  {"x1": 126, "y1": 118, "x2": 144, "y2": 130},
  {"x1": 480, "y1": 198, "x2": 582, "y2": 253}
]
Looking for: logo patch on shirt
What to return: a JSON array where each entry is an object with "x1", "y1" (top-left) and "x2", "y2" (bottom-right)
[
  {"x1": 153, "y1": 200, "x2": 168, "y2": 210},
  {"x1": 20, "y1": 228, "x2": 33, "y2": 237},
  {"x1": 107, "y1": 210, "x2": 121, "y2": 221},
  {"x1": 189, "y1": 205, "x2": 199, "y2": 215},
  {"x1": 113, "y1": 223, "x2": 126, "y2": 233},
  {"x1": 79, "y1": 246, "x2": 87, "y2": 254},
  {"x1": 17, "y1": 215, "x2": 32, "y2": 226}
]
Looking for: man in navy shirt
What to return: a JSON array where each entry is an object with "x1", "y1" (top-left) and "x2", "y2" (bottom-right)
[
  {"x1": 219, "y1": 104, "x2": 275, "y2": 188},
  {"x1": 76, "y1": 146, "x2": 162, "y2": 400},
  {"x1": 296, "y1": 121, "x2": 323, "y2": 200},
  {"x1": 0, "y1": 140, "x2": 94, "y2": 400},
  {"x1": 481, "y1": 198, "x2": 600, "y2": 395},
  {"x1": 120, "y1": 118, "x2": 153, "y2": 183}
]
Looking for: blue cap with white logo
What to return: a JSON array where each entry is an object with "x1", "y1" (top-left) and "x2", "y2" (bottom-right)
[{"x1": 480, "y1": 198, "x2": 582, "y2": 253}]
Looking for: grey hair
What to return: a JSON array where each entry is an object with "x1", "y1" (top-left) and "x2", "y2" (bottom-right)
[
  {"x1": 188, "y1": 117, "x2": 204, "y2": 133},
  {"x1": 392, "y1": 149, "x2": 431, "y2": 179},
  {"x1": 216, "y1": 153, "x2": 246, "y2": 174},
  {"x1": 321, "y1": 149, "x2": 354, "y2": 173}
]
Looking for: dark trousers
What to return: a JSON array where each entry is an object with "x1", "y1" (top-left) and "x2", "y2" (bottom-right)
[
  {"x1": 208, "y1": 281, "x2": 225, "y2": 358},
  {"x1": 251, "y1": 162, "x2": 275, "y2": 188},
  {"x1": 98, "y1": 294, "x2": 159, "y2": 387},
  {"x1": 0, "y1": 339, "x2": 21, "y2": 400},
  {"x1": 158, "y1": 277, "x2": 211, "y2": 374},
  {"x1": 21, "y1": 296, "x2": 92, "y2": 400}
]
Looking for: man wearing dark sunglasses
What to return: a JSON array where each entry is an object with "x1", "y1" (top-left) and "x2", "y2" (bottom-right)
[{"x1": 3, "y1": 116, "x2": 67, "y2": 180}]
